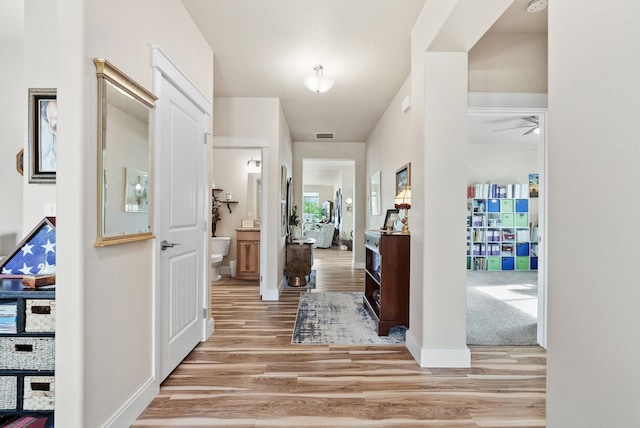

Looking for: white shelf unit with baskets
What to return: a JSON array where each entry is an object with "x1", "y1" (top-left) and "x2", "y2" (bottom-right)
[{"x1": 0, "y1": 279, "x2": 55, "y2": 426}]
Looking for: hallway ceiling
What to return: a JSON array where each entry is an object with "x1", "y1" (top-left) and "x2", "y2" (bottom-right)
[
  {"x1": 182, "y1": 0, "x2": 547, "y2": 144},
  {"x1": 0, "y1": 2, "x2": 546, "y2": 146}
]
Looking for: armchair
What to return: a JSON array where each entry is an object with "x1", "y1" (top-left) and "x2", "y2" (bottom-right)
[{"x1": 304, "y1": 223, "x2": 335, "y2": 248}]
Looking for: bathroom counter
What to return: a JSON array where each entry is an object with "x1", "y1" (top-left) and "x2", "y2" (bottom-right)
[{"x1": 235, "y1": 227, "x2": 260, "y2": 232}]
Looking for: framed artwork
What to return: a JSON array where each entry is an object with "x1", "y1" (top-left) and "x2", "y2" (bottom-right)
[
  {"x1": 28, "y1": 88, "x2": 57, "y2": 183},
  {"x1": 16, "y1": 149, "x2": 24, "y2": 176},
  {"x1": 370, "y1": 171, "x2": 381, "y2": 216},
  {"x1": 529, "y1": 173, "x2": 539, "y2": 198},
  {"x1": 395, "y1": 162, "x2": 411, "y2": 197},
  {"x1": 242, "y1": 218, "x2": 254, "y2": 228},
  {"x1": 281, "y1": 202, "x2": 287, "y2": 237},
  {"x1": 281, "y1": 165, "x2": 287, "y2": 201},
  {"x1": 334, "y1": 188, "x2": 342, "y2": 227},
  {"x1": 286, "y1": 177, "x2": 293, "y2": 237},
  {"x1": 124, "y1": 168, "x2": 149, "y2": 212},
  {"x1": 382, "y1": 209, "x2": 399, "y2": 231}
]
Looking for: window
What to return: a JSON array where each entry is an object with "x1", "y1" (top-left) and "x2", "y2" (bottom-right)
[{"x1": 302, "y1": 192, "x2": 321, "y2": 222}]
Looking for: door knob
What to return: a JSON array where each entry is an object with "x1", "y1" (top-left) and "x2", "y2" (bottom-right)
[{"x1": 161, "y1": 240, "x2": 180, "y2": 251}]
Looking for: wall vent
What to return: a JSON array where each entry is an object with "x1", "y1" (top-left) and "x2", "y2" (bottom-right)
[{"x1": 315, "y1": 132, "x2": 335, "y2": 140}]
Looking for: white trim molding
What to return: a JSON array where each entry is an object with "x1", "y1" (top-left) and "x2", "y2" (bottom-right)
[
  {"x1": 406, "y1": 330, "x2": 471, "y2": 368},
  {"x1": 151, "y1": 46, "x2": 212, "y2": 115},
  {"x1": 212, "y1": 137, "x2": 270, "y2": 148},
  {"x1": 262, "y1": 282, "x2": 281, "y2": 301},
  {"x1": 102, "y1": 377, "x2": 158, "y2": 428},
  {"x1": 468, "y1": 92, "x2": 548, "y2": 109}
]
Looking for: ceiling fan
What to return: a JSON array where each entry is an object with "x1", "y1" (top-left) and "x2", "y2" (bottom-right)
[{"x1": 493, "y1": 116, "x2": 540, "y2": 135}]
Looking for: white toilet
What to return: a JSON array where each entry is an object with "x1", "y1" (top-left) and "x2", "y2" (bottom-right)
[{"x1": 210, "y1": 236, "x2": 231, "y2": 282}]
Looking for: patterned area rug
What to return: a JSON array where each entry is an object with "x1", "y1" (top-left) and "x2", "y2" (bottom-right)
[{"x1": 291, "y1": 292, "x2": 406, "y2": 345}]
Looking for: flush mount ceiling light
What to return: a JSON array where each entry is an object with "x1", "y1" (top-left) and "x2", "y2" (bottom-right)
[
  {"x1": 303, "y1": 64, "x2": 334, "y2": 93},
  {"x1": 526, "y1": 0, "x2": 548, "y2": 13}
]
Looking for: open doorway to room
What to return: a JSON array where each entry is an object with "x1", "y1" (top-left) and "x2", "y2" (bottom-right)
[
  {"x1": 466, "y1": 109, "x2": 547, "y2": 347},
  {"x1": 301, "y1": 159, "x2": 355, "y2": 270},
  {"x1": 210, "y1": 146, "x2": 264, "y2": 292}
]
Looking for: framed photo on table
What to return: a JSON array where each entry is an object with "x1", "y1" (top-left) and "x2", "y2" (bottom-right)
[
  {"x1": 382, "y1": 208, "x2": 399, "y2": 231},
  {"x1": 395, "y1": 162, "x2": 411, "y2": 196},
  {"x1": 28, "y1": 88, "x2": 57, "y2": 183}
]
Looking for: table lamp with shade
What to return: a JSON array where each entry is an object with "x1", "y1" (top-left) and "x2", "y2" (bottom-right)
[{"x1": 394, "y1": 186, "x2": 411, "y2": 233}]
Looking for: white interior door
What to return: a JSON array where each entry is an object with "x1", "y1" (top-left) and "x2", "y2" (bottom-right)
[{"x1": 157, "y1": 74, "x2": 208, "y2": 380}]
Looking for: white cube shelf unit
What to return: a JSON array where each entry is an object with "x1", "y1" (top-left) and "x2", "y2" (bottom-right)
[{"x1": 466, "y1": 183, "x2": 538, "y2": 271}]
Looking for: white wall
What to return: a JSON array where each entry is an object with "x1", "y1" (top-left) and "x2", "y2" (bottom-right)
[
  {"x1": 0, "y1": 20, "x2": 24, "y2": 255},
  {"x1": 211, "y1": 147, "x2": 261, "y2": 265},
  {"x1": 469, "y1": 32, "x2": 547, "y2": 93},
  {"x1": 54, "y1": 0, "x2": 213, "y2": 426},
  {"x1": 547, "y1": 1, "x2": 640, "y2": 425}
]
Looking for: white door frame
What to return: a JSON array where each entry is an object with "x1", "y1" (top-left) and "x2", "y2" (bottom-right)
[
  {"x1": 468, "y1": 92, "x2": 548, "y2": 348},
  {"x1": 211, "y1": 137, "x2": 269, "y2": 297},
  {"x1": 151, "y1": 46, "x2": 213, "y2": 383}
]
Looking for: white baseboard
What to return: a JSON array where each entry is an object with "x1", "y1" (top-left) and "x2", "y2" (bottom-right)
[
  {"x1": 405, "y1": 329, "x2": 470, "y2": 368},
  {"x1": 102, "y1": 376, "x2": 158, "y2": 428},
  {"x1": 261, "y1": 280, "x2": 282, "y2": 301},
  {"x1": 205, "y1": 317, "x2": 214, "y2": 339}
]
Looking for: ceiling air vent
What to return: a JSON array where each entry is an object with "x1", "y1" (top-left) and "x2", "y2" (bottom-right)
[{"x1": 315, "y1": 132, "x2": 335, "y2": 140}]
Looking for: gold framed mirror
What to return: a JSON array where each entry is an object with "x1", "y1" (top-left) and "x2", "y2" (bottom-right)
[{"x1": 94, "y1": 58, "x2": 157, "y2": 246}]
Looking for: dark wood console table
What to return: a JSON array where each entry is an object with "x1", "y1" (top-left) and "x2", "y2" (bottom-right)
[{"x1": 364, "y1": 230, "x2": 410, "y2": 335}]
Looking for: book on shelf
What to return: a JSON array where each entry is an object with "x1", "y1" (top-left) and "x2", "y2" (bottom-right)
[
  {"x1": 531, "y1": 226, "x2": 539, "y2": 242},
  {"x1": 467, "y1": 182, "x2": 530, "y2": 200}
]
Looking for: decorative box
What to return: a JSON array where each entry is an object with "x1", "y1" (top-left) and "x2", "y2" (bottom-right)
[
  {"x1": 22, "y1": 376, "x2": 55, "y2": 410},
  {"x1": 0, "y1": 376, "x2": 18, "y2": 410},
  {"x1": 0, "y1": 337, "x2": 55, "y2": 371},
  {"x1": 25, "y1": 299, "x2": 56, "y2": 333}
]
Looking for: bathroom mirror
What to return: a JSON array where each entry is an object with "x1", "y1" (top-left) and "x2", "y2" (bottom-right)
[
  {"x1": 94, "y1": 58, "x2": 157, "y2": 246},
  {"x1": 246, "y1": 172, "x2": 262, "y2": 221}
]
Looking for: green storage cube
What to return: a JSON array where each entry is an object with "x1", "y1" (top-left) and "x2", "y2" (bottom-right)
[
  {"x1": 487, "y1": 257, "x2": 501, "y2": 271},
  {"x1": 500, "y1": 199, "x2": 514, "y2": 213},
  {"x1": 516, "y1": 256, "x2": 529, "y2": 270},
  {"x1": 515, "y1": 213, "x2": 529, "y2": 227},
  {"x1": 501, "y1": 213, "x2": 514, "y2": 227}
]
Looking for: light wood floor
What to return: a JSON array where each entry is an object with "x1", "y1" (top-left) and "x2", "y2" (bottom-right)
[{"x1": 134, "y1": 247, "x2": 546, "y2": 427}]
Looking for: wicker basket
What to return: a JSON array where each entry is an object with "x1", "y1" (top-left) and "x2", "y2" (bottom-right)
[
  {"x1": 0, "y1": 376, "x2": 17, "y2": 410},
  {"x1": 25, "y1": 300, "x2": 56, "y2": 333},
  {"x1": 0, "y1": 337, "x2": 55, "y2": 370},
  {"x1": 22, "y1": 376, "x2": 55, "y2": 411}
]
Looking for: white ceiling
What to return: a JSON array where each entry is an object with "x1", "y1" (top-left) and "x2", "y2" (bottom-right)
[
  {"x1": 303, "y1": 159, "x2": 354, "y2": 186},
  {"x1": 0, "y1": 0, "x2": 545, "y2": 162},
  {"x1": 183, "y1": 0, "x2": 427, "y2": 142},
  {"x1": 182, "y1": 0, "x2": 546, "y2": 185},
  {"x1": 0, "y1": 1, "x2": 546, "y2": 147},
  {"x1": 182, "y1": 0, "x2": 547, "y2": 144}
]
